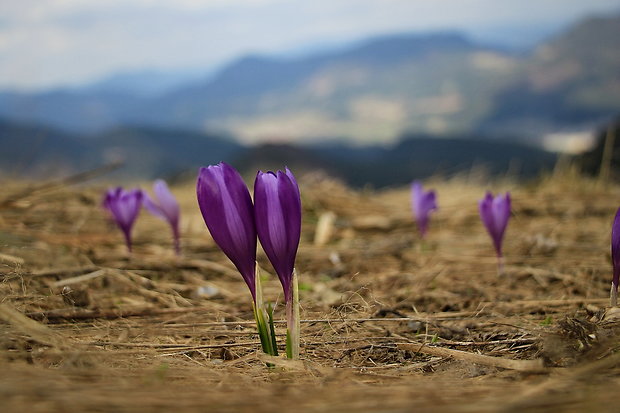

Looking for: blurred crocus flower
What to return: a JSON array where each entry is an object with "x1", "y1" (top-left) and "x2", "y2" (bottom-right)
[
  {"x1": 411, "y1": 181, "x2": 437, "y2": 238},
  {"x1": 143, "y1": 179, "x2": 181, "y2": 254},
  {"x1": 103, "y1": 187, "x2": 143, "y2": 252},
  {"x1": 479, "y1": 191, "x2": 511, "y2": 272},
  {"x1": 196, "y1": 162, "x2": 257, "y2": 299},
  {"x1": 610, "y1": 207, "x2": 620, "y2": 306},
  {"x1": 254, "y1": 167, "x2": 302, "y2": 359}
]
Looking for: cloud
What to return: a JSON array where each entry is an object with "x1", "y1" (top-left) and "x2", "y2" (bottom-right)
[{"x1": 0, "y1": 0, "x2": 619, "y2": 90}]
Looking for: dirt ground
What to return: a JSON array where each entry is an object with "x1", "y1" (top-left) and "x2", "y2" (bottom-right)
[{"x1": 2, "y1": 168, "x2": 620, "y2": 413}]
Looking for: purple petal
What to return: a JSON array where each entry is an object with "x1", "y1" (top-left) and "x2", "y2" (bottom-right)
[
  {"x1": 197, "y1": 163, "x2": 257, "y2": 297},
  {"x1": 143, "y1": 180, "x2": 180, "y2": 225},
  {"x1": 254, "y1": 168, "x2": 302, "y2": 300},
  {"x1": 612, "y1": 207, "x2": 620, "y2": 287},
  {"x1": 142, "y1": 191, "x2": 166, "y2": 219},
  {"x1": 102, "y1": 187, "x2": 143, "y2": 251},
  {"x1": 153, "y1": 180, "x2": 180, "y2": 227},
  {"x1": 478, "y1": 192, "x2": 494, "y2": 230},
  {"x1": 479, "y1": 191, "x2": 510, "y2": 257},
  {"x1": 411, "y1": 182, "x2": 423, "y2": 219},
  {"x1": 285, "y1": 167, "x2": 301, "y2": 201},
  {"x1": 479, "y1": 192, "x2": 498, "y2": 254},
  {"x1": 103, "y1": 187, "x2": 122, "y2": 212},
  {"x1": 142, "y1": 180, "x2": 181, "y2": 253},
  {"x1": 411, "y1": 181, "x2": 437, "y2": 237},
  {"x1": 492, "y1": 193, "x2": 511, "y2": 239}
]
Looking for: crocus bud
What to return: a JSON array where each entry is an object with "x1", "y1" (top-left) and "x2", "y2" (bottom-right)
[
  {"x1": 479, "y1": 191, "x2": 511, "y2": 258},
  {"x1": 103, "y1": 187, "x2": 143, "y2": 252},
  {"x1": 196, "y1": 162, "x2": 257, "y2": 300},
  {"x1": 143, "y1": 179, "x2": 181, "y2": 254},
  {"x1": 611, "y1": 207, "x2": 620, "y2": 306},
  {"x1": 254, "y1": 168, "x2": 302, "y2": 300},
  {"x1": 411, "y1": 181, "x2": 437, "y2": 238},
  {"x1": 254, "y1": 167, "x2": 302, "y2": 359}
]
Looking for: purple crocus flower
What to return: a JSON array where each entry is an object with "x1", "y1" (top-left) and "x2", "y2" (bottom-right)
[
  {"x1": 143, "y1": 180, "x2": 181, "y2": 254},
  {"x1": 411, "y1": 181, "x2": 437, "y2": 238},
  {"x1": 611, "y1": 207, "x2": 620, "y2": 306},
  {"x1": 254, "y1": 167, "x2": 302, "y2": 359},
  {"x1": 196, "y1": 162, "x2": 257, "y2": 300},
  {"x1": 103, "y1": 187, "x2": 143, "y2": 252},
  {"x1": 254, "y1": 167, "x2": 302, "y2": 300},
  {"x1": 479, "y1": 191, "x2": 511, "y2": 259}
]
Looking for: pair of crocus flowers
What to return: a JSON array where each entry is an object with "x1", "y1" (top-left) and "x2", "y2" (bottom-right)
[
  {"x1": 197, "y1": 162, "x2": 301, "y2": 359},
  {"x1": 103, "y1": 180, "x2": 181, "y2": 254},
  {"x1": 412, "y1": 182, "x2": 511, "y2": 272}
]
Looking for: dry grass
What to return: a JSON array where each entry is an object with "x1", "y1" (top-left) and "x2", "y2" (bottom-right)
[{"x1": 2, "y1": 169, "x2": 620, "y2": 412}]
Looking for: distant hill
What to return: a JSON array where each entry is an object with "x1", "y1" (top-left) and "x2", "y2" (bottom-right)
[
  {"x1": 0, "y1": 119, "x2": 89, "y2": 177},
  {"x1": 0, "y1": 119, "x2": 556, "y2": 187},
  {"x1": 481, "y1": 15, "x2": 620, "y2": 137},
  {"x1": 578, "y1": 117, "x2": 620, "y2": 177},
  {"x1": 0, "y1": 14, "x2": 618, "y2": 145},
  {"x1": 0, "y1": 120, "x2": 241, "y2": 180},
  {"x1": 84, "y1": 69, "x2": 210, "y2": 97},
  {"x1": 231, "y1": 135, "x2": 557, "y2": 187},
  {"x1": 130, "y1": 32, "x2": 509, "y2": 144},
  {"x1": 0, "y1": 90, "x2": 146, "y2": 133}
]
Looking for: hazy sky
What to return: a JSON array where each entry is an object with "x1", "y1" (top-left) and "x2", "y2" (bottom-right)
[{"x1": 1, "y1": 0, "x2": 619, "y2": 91}]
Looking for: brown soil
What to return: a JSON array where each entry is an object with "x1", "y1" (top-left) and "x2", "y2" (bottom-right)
[{"x1": 2, "y1": 169, "x2": 620, "y2": 413}]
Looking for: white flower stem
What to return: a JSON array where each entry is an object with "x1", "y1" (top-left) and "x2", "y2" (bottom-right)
[
  {"x1": 611, "y1": 282, "x2": 618, "y2": 307},
  {"x1": 286, "y1": 269, "x2": 300, "y2": 359},
  {"x1": 497, "y1": 255, "x2": 505, "y2": 276}
]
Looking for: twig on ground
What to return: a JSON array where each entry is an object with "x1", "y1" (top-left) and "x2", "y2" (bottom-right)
[
  {"x1": 0, "y1": 253, "x2": 25, "y2": 265},
  {"x1": 397, "y1": 342, "x2": 546, "y2": 372},
  {"x1": 51, "y1": 269, "x2": 107, "y2": 288},
  {"x1": 479, "y1": 298, "x2": 608, "y2": 308},
  {"x1": 500, "y1": 351, "x2": 620, "y2": 412},
  {"x1": 0, "y1": 303, "x2": 64, "y2": 347},
  {"x1": 28, "y1": 266, "x2": 100, "y2": 279}
]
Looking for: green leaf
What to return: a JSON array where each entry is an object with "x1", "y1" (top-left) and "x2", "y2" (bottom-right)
[
  {"x1": 540, "y1": 316, "x2": 553, "y2": 326},
  {"x1": 298, "y1": 282, "x2": 312, "y2": 291},
  {"x1": 254, "y1": 305, "x2": 270, "y2": 354},
  {"x1": 267, "y1": 303, "x2": 279, "y2": 356}
]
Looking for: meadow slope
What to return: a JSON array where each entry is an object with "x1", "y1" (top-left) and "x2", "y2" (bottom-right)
[{"x1": 1, "y1": 169, "x2": 620, "y2": 412}]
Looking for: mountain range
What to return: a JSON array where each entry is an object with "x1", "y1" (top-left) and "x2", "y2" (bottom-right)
[
  {"x1": 0, "y1": 118, "x2": 557, "y2": 187},
  {"x1": 0, "y1": 14, "x2": 618, "y2": 146},
  {"x1": 0, "y1": 119, "x2": 239, "y2": 180}
]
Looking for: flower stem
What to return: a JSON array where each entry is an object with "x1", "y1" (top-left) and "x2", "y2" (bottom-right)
[
  {"x1": 172, "y1": 226, "x2": 180, "y2": 255},
  {"x1": 496, "y1": 255, "x2": 505, "y2": 276},
  {"x1": 611, "y1": 282, "x2": 618, "y2": 307},
  {"x1": 254, "y1": 265, "x2": 278, "y2": 356},
  {"x1": 123, "y1": 230, "x2": 132, "y2": 253},
  {"x1": 286, "y1": 269, "x2": 300, "y2": 359}
]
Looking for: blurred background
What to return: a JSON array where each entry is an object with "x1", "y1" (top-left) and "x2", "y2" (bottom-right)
[{"x1": 1, "y1": 0, "x2": 619, "y2": 187}]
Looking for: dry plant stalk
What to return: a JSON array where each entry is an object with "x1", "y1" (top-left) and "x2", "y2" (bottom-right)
[
  {"x1": 0, "y1": 303, "x2": 64, "y2": 347},
  {"x1": 397, "y1": 343, "x2": 546, "y2": 372}
]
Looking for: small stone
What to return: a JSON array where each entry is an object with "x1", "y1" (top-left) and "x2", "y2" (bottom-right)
[
  {"x1": 602, "y1": 306, "x2": 620, "y2": 322},
  {"x1": 194, "y1": 285, "x2": 220, "y2": 299},
  {"x1": 407, "y1": 321, "x2": 424, "y2": 332}
]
